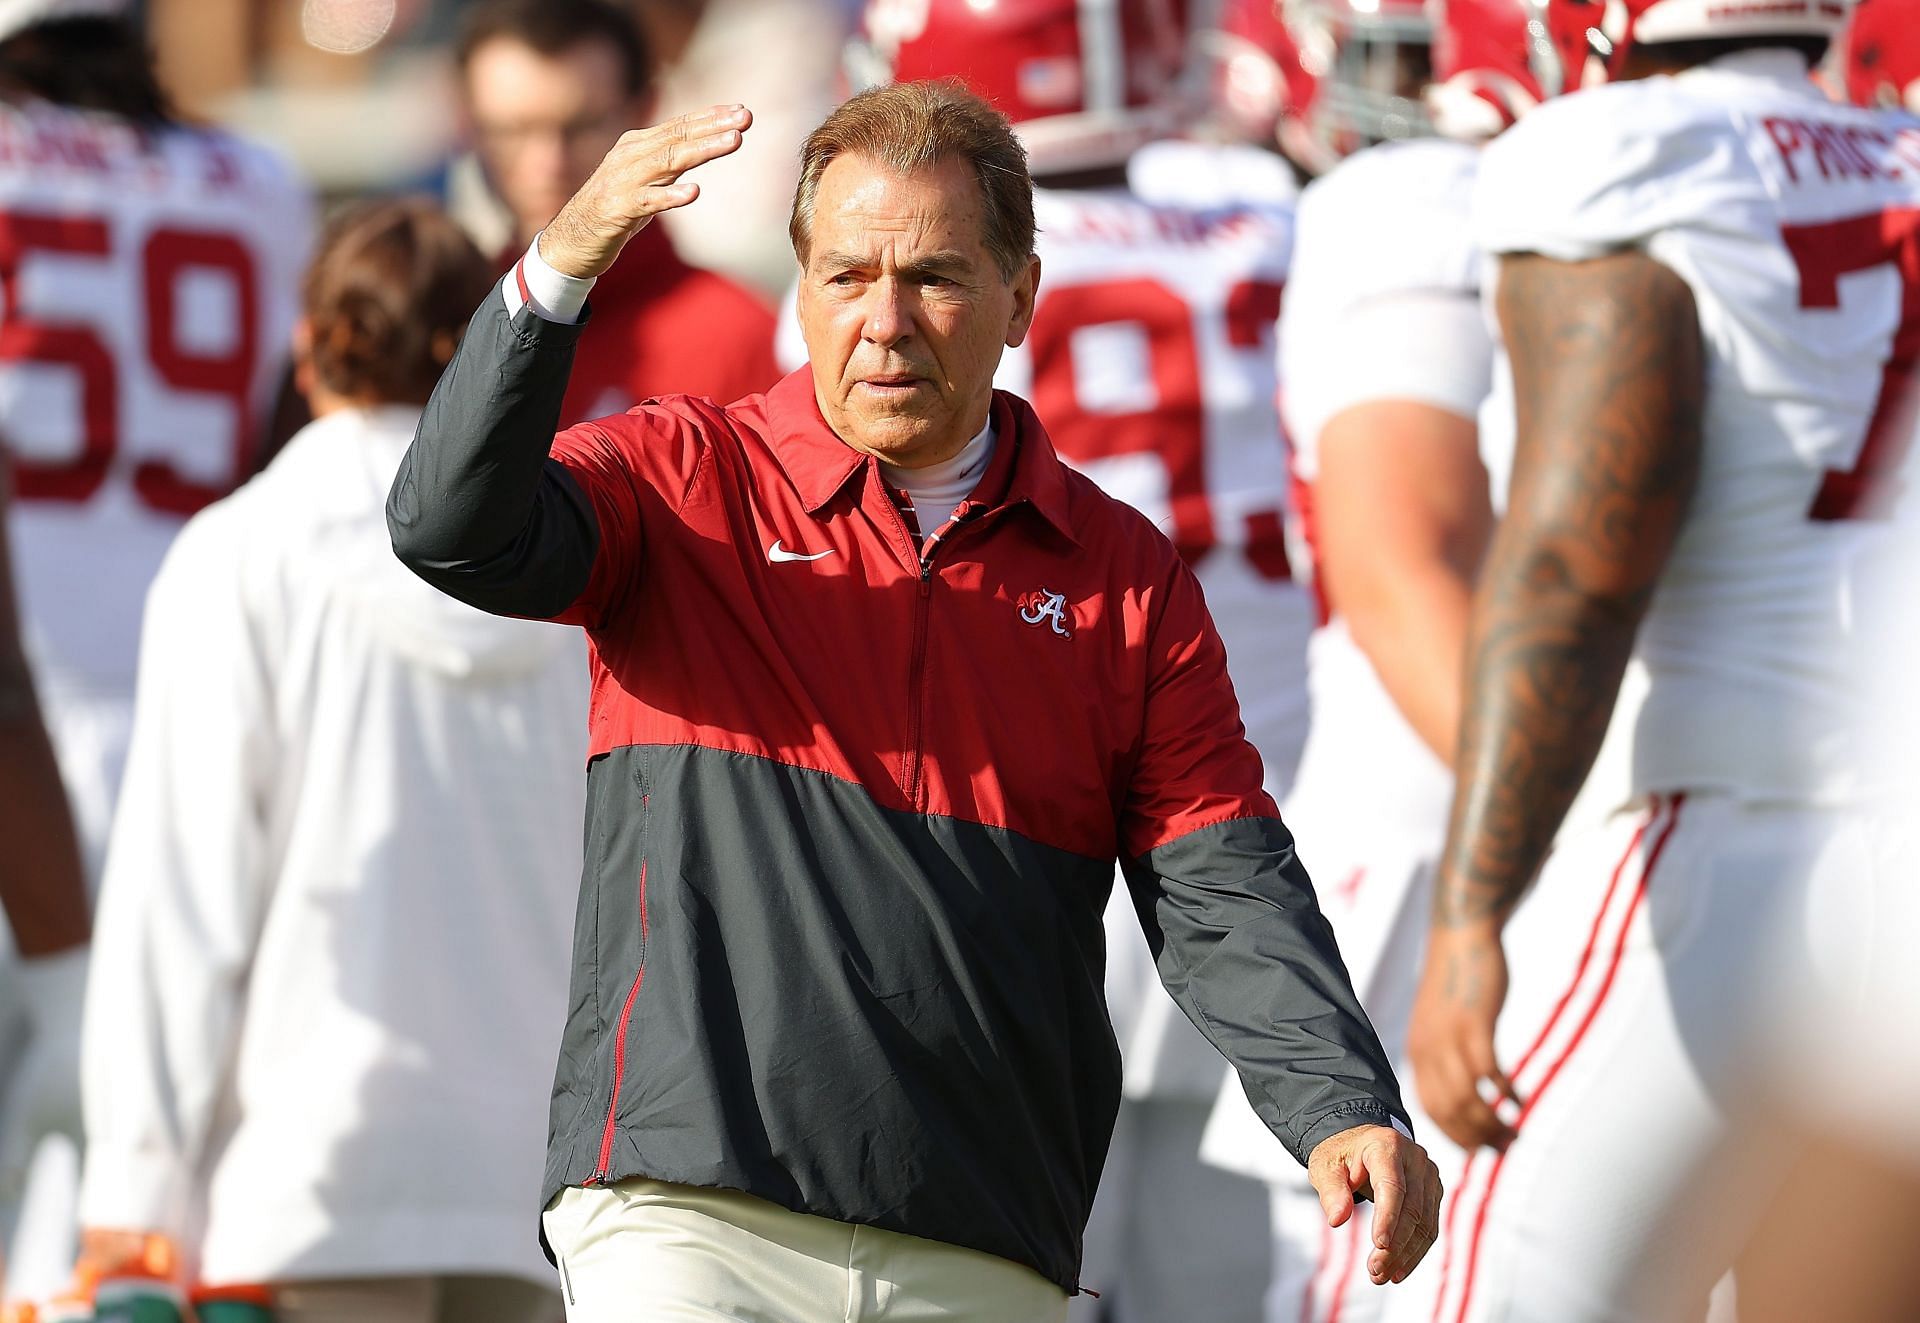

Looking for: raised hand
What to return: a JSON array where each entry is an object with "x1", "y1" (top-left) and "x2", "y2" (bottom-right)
[{"x1": 538, "y1": 104, "x2": 753, "y2": 280}]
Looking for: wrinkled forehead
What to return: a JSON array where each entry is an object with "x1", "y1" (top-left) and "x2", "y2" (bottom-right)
[{"x1": 806, "y1": 153, "x2": 994, "y2": 268}]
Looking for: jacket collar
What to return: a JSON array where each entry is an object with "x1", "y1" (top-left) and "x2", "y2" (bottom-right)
[{"x1": 764, "y1": 368, "x2": 1079, "y2": 544}]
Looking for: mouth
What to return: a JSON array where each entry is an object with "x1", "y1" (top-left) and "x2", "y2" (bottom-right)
[{"x1": 856, "y1": 373, "x2": 927, "y2": 394}]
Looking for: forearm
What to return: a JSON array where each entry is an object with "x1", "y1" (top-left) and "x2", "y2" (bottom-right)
[
  {"x1": 1132, "y1": 817, "x2": 1410, "y2": 1159},
  {"x1": 1435, "y1": 551, "x2": 1646, "y2": 924},
  {"x1": 386, "y1": 285, "x2": 602, "y2": 618},
  {"x1": 1346, "y1": 559, "x2": 1476, "y2": 763},
  {"x1": 1433, "y1": 250, "x2": 1703, "y2": 928},
  {"x1": 1315, "y1": 400, "x2": 1493, "y2": 764},
  {"x1": 0, "y1": 678, "x2": 90, "y2": 956}
]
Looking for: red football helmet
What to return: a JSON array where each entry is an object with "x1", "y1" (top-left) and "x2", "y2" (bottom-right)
[
  {"x1": 1195, "y1": 0, "x2": 1434, "y2": 170},
  {"x1": 1193, "y1": 0, "x2": 1320, "y2": 149},
  {"x1": 848, "y1": 0, "x2": 1189, "y2": 174},
  {"x1": 1426, "y1": 0, "x2": 1543, "y2": 137},
  {"x1": 1289, "y1": 0, "x2": 1438, "y2": 163},
  {"x1": 1531, "y1": 0, "x2": 1850, "y2": 94},
  {"x1": 1840, "y1": 0, "x2": 1920, "y2": 112}
]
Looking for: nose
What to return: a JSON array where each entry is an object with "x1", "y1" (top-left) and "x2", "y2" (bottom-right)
[
  {"x1": 861, "y1": 275, "x2": 913, "y2": 349},
  {"x1": 521, "y1": 131, "x2": 572, "y2": 207}
]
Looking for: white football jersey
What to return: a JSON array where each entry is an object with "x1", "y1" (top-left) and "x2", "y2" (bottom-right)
[
  {"x1": 1282, "y1": 137, "x2": 1489, "y2": 485},
  {"x1": 1476, "y1": 49, "x2": 1920, "y2": 804},
  {"x1": 0, "y1": 99, "x2": 311, "y2": 856},
  {"x1": 1278, "y1": 137, "x2": 1491, "y2": 843},
  {"x1": 996, "y1": 150, "x2": 1311, "y2": 794}
]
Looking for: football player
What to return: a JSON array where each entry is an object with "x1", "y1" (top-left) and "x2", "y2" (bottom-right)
[
  {"x1": 1192, "y1": 3, "x2": 1549, "y2": 1321},
  {"x1": 0, "y1": 0, "x2": 311, "y2": 1264},
  {"x1": 1400, "y1": 0, "x2": 1917, "y2": 1318}
]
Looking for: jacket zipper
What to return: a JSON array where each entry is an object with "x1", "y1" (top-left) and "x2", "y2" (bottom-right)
[
  {"x1": 902, "y1": 508, "x2": 979, "y2": 808},
  {"x1": 592, "y1": 794, "x2": 649, "y2": 1184}
]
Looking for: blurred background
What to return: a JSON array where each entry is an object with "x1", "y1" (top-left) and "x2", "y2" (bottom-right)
[{"x1": 142, "y1": 0, "x2": 861, "y2": 294}]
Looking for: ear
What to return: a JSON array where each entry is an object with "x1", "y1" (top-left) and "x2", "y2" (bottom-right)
[{"x1": 1005, "y1": 254, "x2": 1041, "y2": 349}]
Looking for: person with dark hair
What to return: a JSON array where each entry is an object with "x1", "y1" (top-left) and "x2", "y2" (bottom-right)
[
  {"x1": 0, "y1": 6, "x2": 171, "y2": 123},
  {"x1": 390, "y1": 83, "x2": 1440, "y2": 1320},
  {"x1": 0, "y1": 0, "x2": 311, "y2": 1272},
  {"x1": 69, "y1": 200, "x2": 583, "y2": 1323},
  {"x1": 453, "y1": 0, "x2": 778, "y2": 426}
]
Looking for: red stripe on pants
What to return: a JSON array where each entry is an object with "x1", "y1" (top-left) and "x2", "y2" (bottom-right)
[
  {"x1": 1427, "y1": 797, "x2": 1671, "y2": 1323},
  {"x1": 1451, "y1": 795, "x2": 1687, "y2": 1323}
]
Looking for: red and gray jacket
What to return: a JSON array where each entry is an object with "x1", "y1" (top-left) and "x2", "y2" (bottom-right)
[{"x1": 388, "y1": 293, "x2": 1408, "y2": 1293}]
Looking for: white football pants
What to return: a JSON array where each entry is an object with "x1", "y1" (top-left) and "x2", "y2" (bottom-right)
[{"x1": 1381, "y1": 792, "x2": 1886, "y2": 1323}]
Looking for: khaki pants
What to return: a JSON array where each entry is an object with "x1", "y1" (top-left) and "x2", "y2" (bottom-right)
[
  {"x1": 273, "y1": 1275, "x2": 561, "y2": 1323},
  {"x1": 543, "y1": 1177, "x2": 1069, "y2": 1322}
]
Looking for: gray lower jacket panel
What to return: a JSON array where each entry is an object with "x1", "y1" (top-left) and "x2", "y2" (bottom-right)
[{"x1": 544, "y1": 744, "x2": 1404, "y2": 1293}]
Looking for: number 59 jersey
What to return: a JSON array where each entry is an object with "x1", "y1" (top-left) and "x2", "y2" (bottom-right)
[
  {"x1": 1474, "y1": 51, "x2": 1920, "y2": 806},
  {"x1": 0, "y1": 100, "x2": 311, "y2": 848},
  {"x1": 993, "y1": 141, "x2": 1313, "y2": 795}
]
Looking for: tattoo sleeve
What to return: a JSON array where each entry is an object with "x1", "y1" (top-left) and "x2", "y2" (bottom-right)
[{"x1": 1434, "y1": 251, "x2": 1704, "y2": 928}]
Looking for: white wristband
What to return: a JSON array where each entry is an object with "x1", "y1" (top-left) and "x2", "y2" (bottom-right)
[{"x1": 502, "y1": 231, "x2": 596, "y2": 324}]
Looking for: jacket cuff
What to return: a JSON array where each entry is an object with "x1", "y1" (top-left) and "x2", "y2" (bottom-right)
[
  {"x1": 1296, "y1": 1100, "x2": 1412, "y2": 1162},
  {"x1": 489, "y1": 286, "x2": 590, "y2": 357}
]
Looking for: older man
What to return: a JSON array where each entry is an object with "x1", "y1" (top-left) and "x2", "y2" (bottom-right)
[{"x1": 389, "y1": 84, "x2": 1439, "y2": 1321}]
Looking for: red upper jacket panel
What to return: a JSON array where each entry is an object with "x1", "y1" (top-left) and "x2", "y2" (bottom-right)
[{"x1": 546, "y1": 368, "x2": 1278, "y2": 863}]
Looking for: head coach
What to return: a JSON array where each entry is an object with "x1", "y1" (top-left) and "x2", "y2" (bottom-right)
[{"x1": 388, "y1": 82, "x2": 1439, "y2": 1320}]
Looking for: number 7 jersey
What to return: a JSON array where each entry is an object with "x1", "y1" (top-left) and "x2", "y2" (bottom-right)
[
  {"x1": 1473, "y1": 50, "x2": 1920, "y2": 806},
  {"x1": 0, "y1": 99, "x2": 311, "y2": 848}
]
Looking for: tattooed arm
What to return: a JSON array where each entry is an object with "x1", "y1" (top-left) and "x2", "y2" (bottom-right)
[{"x1": 1407, "y1": 250, "x2": 1704, "y2": 1151}]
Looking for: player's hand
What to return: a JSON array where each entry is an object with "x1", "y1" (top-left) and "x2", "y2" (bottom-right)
[
  {"x1": 1307, "y1": 1123, "x2": 1442, "y2": 1285},
  {"x1": 539, "y1": 104, "x2": 752, "y2": 279},
  {"x1": 1408, "y1": 920, "x2": 1520, "y2": 1152}
]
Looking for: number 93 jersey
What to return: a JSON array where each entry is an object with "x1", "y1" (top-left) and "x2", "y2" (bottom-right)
[
  {"x1": 995, "y1": 141, "x2": 1312, "y2": 793},
  {"x1": 1474, "y1": 50, "x2": 1920, "y2": 806},
  {"x1": 0, "y1": 100, "x2": 311, "y2": 848}
]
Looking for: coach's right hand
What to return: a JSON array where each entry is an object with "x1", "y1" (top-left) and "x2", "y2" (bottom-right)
[{"x1": 539, "y1": 104, "x2": 752, "y2": 280}]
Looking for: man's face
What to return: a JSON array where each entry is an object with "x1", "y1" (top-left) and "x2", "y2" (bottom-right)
[
  {"x1": 797, "y1": 155, "x2": 1039, "y2": 468},
  {"x1": 463, "y1": 36, "x2": 638, "y2": 245}
]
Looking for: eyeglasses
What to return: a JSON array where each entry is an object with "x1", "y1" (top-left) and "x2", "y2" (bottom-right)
[{"x1": 472, "y1": 109, "x2": 630, "y2": 156}]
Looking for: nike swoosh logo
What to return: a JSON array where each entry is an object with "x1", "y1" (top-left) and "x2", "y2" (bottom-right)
[{"x1": 768, "y1": 539, "x2": 835, "y2": 563}]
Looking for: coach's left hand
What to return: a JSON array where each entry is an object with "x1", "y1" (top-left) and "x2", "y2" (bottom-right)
[{"x1": 1307, "y1": 1123, "x2": 1442, "y2": 1285}]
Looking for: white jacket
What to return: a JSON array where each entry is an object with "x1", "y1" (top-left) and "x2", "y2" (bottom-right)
[{"x1": 78, "y1": 406, "x2": 587, "y2": 1287}]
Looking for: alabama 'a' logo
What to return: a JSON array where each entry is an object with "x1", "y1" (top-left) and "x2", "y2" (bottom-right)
[{"x1": 1017, "y1": 588, "x2": 1073, "y2": 638}]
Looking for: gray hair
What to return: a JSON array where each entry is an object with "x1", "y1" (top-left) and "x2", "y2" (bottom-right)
[{"x1": 789, "y1": 80, "x2": 1036, "y2": 282}]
